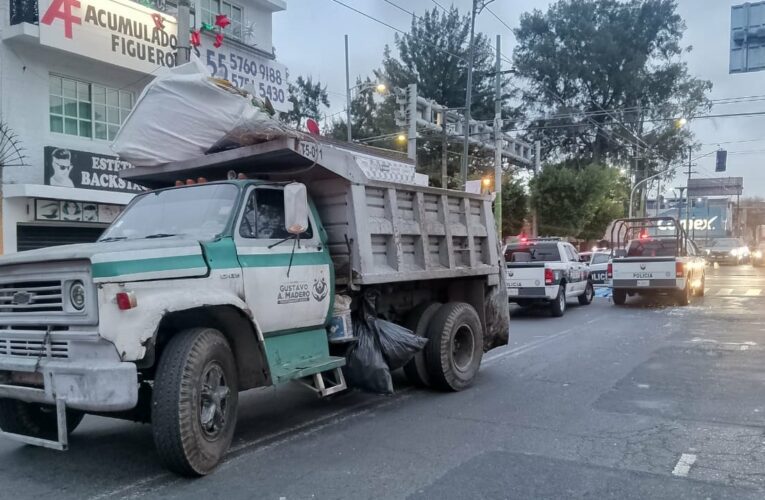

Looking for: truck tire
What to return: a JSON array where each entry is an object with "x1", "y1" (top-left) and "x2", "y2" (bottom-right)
[
  {"x1": 578, "y1": 281, "x2": 594, "y2": 306},
  {"x1": 403, "y1": 302, "x2": 441, "y2": 387},
  {"x1": 612, "y1": 289, "x2": 627, "y2": 306},
  {"x1": 425, "y1": 302, "x2": 483, "y2": 392},
  {"x1": 677, "y1": 281, "x2": 691, "y2": 306},
  {"x1": 695, "y1": 275, "x2": 706, "y2": 297},
  {"x1": 0, "y1": 399, "x2": 84, "y2": 440},
  {"x1": 550, "y1": 284, "x2": 567, "y2": 317},
  {"x1": 152, "y1": 328, "x2": 238, "y2": 476}
]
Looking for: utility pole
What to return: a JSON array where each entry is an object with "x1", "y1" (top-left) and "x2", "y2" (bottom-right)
[
  {"x1": 345, "y1": 35, "x2": 352, "y2": 143},
  {"x1": 493, "y1": 35, "x2": 502, "y2": 237},
  {"x1": 460, "y1": 0, "x2": 479, "y2": 189},
  {"x1": 406, "y1": 83, "x2": 417, "y2": 163},
  {"x1": 441, "y1": 107, "x2": 448, "y2": 189},
  {"x1": 176, "y1": 0, "x2": 191, "y2": 65},
  {"x1": 532, "y1": 141, "x2": 541, "y2": 237},
  {"x1": 685, "y1": 145, "x2": 692, "y2": 235},
  {"x1": 656, "y1": 174, "x2": 662, "y2": 217}
]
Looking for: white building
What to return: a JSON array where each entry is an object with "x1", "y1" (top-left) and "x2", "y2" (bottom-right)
[{"x1": 0, "y1": 0, "x2": 287, "y2": 253}]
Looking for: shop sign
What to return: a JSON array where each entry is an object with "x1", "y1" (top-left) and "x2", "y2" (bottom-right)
[
  {"x1": 39, "y1": 0, "x2": 178, "y2": 73},
  {"x1": 44, "y1": 146, "x2": 146, "y2": 194},
  {"x1": 35, "y1": 198, "x2": 123, "y2": 223}
]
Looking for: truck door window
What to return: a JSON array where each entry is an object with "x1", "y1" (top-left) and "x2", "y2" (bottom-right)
[{"x1": 239, "y1": 189, "x2": 313, "y2": 240}]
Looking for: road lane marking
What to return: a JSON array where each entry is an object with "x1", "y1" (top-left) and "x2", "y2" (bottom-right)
[
  {"x1": 717, "y1": 288, "x2": 733, "y2": 296},
  {"x1": 671, "y1": 453, "x2": 697, "y2": 477},
  {"x1": 745, "y1": 288, "x2": 762, "y2": 296}
]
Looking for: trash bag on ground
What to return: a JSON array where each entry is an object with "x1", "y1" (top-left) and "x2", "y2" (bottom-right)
[
  {"x1": 376, "y1": 319, "x2": 428, "y2": 371},
  {"x1": 345, "y1": 291, "x2": 428, "y2": 394}
]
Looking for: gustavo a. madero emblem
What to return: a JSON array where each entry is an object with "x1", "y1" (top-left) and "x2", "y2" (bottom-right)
[{"x1": 312, "y1": 277, "x2": 328, "y2": 301}]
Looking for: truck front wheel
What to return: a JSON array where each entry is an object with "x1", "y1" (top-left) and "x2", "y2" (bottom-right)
[
  {"x1": 152, "y1": 328, "x2": 238, "y2": 476},
  {"x1": 0, "y1": 400, "x2": 84, "y2": 441},
  {"x1": 425, "y1": 302, "x2": 483, "y2": 392}
]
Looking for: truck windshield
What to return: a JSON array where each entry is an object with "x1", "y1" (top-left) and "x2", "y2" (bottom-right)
[
  {"x1": 100, "y1": 184, "x2": 239, "y2": 242},
  {"x1": 505, "y1": 243, "x2": 561, "y2": 262},
  {"x1": 707, "y1": 238, "x2": 741, "y2": 249}
]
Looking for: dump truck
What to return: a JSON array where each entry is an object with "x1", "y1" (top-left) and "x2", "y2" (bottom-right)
[{"x1": 0, "y1": 137, "x2": 509, "y2": 476}]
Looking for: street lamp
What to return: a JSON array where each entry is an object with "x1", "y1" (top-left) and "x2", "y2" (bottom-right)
[
  {"x1": 396, "y1": 133, "x2": 407, "y2": 144},
  {"x1": 675, "y1": 117, "x2": 688, "y2": 128},
  {"x1": 344, "y1": 34, "x2": 388, "y2": 143}
]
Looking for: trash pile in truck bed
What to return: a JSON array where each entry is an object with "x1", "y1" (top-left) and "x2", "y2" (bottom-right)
[{"x1": 111, "y1": 57, "x2": 304, "y2": 167}]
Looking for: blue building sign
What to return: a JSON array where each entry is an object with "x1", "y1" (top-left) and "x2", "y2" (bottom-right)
[{"x1": 657, "y1": 206, "x2": 728, "y2": 239}]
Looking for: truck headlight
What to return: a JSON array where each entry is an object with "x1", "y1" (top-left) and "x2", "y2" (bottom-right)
[
  {"x1": 755, "y1": 250, "x2": 763, "y2": 259},
  {"x1": 730, "y1": 249, "x2": 739, "y2": 256},
  {"x1": 70, "y1": 281, "x2": 86, "y2": 311}
]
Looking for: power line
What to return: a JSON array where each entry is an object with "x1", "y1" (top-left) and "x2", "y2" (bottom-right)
[
  {"x1": 329, "y1": 0, "x2": 467, "y2": 62},
  {"x1": 485, "y1": 6, "x2": 515, "y2": 34}
]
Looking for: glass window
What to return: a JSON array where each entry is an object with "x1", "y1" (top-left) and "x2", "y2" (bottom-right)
[
  {"x1": 505, "y1": 243, "x2": 561, "y2": 263},
  {"x1": 592, "y1": 253, "x2": 610, "y2": 265},
  {"x1": 100, "y1": 184, "x2": 239, "y2": 242},
  {"x1": 240, "y1": 189, "x2": 313, "y2": 240},
  {"x1": 50, "y1": 76, "x2": 133, "y2": 141},
  {"x1": 201, "y1": 0, "x2": 244, "y2": 41}
]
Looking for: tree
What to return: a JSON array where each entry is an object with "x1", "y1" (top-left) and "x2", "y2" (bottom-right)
[
  {"x1": 530, "y1": 163, "x2": 628, "y2": 239},
  {"x1": 501, "y1": 176, "x2": 529, "y2": 237},
  {"x1": 281, "y1": 76, "x2": 330, "y2": 129},
  {"x1": 513, "y1": 0, "x2": 711, "y2": 180},
  {"x1": 330, "y1": 6, "x2": 520, "y2": 186}
]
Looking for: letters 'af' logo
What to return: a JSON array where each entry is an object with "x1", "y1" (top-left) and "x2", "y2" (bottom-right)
[
  {"x1": 41, "y1": 0, "x2": 82, "y2": 39},
  {"x1": 312, "y1": 278, "x2": 328, "y2": 302}
]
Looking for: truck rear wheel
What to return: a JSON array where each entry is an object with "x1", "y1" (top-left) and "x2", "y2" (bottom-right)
[
  {"x1": 403, "y1": 302, "x2": 441, "y2": 387},
  {"x1": 0, "y1": 399, "x2": 84, "y2": 441},
  {"x1": 677, "y1": 281, "x2": 691, "y2": 306},
  {"x1": 612, "y1": 289, "x2": 627, "y2": 306},
  {"x1": 152, "y1": 328, "x2": 238, "y2": 476},
  {"x1": 425, "y1": 302, "x2": 483, "y2": 392},
  {"x1": 578, "y1": 281, "x2": 594, "y2": 306},
  {"x1": 550, "y1": 284, "x2": 567, "y2": 317}
]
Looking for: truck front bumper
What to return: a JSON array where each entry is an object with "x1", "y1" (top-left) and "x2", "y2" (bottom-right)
[{"x1": 0, "y1": 336, "x2": 138, "y2": 413}]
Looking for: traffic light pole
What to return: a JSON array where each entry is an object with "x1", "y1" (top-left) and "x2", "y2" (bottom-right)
[
  {"x1": 460, "y1": 0, "x2": 478, "y2": 189},
  {"x1": 493, "y1": 35, "x2": 502, "y2": 239}
]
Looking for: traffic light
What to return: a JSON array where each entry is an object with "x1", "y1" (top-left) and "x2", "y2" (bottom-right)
[{"x1": 716, "y1": 149, "x2": 727, "y2": 172}]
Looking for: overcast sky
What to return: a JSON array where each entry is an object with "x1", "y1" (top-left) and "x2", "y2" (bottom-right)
[{"x1": 272, "y1": 0, "x2": 765, "y2": 197}]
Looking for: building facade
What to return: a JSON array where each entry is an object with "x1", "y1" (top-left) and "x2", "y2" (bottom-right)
[{"x1": 0, "y1": 0, "x2": 287, "y2": 253}]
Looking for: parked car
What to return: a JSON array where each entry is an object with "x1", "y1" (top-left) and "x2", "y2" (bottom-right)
[
  {"x1": 505, "y1": 238, "x2": 594, "y2": 317},
  {"x1": 752, "y1": 242, "x2": 765, "y2": 267},
  {"x1": 586, "y1": 250, "x2": 611, "y2": 287},
  {"x1": 704, "y1": 237, "x2": 749, "y2": 265}
]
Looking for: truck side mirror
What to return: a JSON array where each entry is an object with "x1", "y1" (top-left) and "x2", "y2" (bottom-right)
[{"x1": 284, "y1": 182, "x2": 309, "y2": 235}]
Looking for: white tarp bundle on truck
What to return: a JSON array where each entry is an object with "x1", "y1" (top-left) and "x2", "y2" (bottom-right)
[{"x1": 112, "y1": 57, "x2": 299, "y2": 167}]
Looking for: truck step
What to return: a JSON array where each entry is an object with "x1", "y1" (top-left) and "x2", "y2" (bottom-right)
[
  {"x1": 0, "y1": 397, "x2": 68, "y2": 451},
  {"x1": 296, "y1": 367, "x2": 348, "y2": 398}
]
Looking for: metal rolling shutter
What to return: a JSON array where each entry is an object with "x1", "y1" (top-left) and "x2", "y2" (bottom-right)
[{"x1": 16, "y1": 225, "x2": 106, "y2": 252}]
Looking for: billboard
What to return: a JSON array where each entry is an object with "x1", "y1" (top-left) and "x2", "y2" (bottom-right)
[
  {"x1": 730, "y1": 2, "x2": 765, "y2": 73},
  {"x1": 657, "y1": 206, "x2": 728, "y2": 239},
  {"x1": 687, "y1": 177, "x2": 743, "y2": 197}
]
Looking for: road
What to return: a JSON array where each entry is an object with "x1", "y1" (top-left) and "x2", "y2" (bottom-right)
[{"x1": 2, "y1": 264, "x2": 765, "y2": 499}]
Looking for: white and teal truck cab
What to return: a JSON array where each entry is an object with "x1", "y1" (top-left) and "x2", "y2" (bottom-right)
[{"x1": 0, "y1": 137, "x2": 509, "y2": 476}]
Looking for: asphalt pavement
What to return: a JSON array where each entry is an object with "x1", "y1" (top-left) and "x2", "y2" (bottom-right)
[{"x1": 2, "y1": 264, "x2": 765, "y2": 499}]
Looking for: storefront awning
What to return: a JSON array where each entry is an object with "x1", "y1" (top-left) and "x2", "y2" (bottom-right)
[{"x1": 2, "y1": 184, "x2": 136, "y2": 205}]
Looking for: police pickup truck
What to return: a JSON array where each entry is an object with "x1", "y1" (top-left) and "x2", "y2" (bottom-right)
[
  {"x1": 609, "y1": 217, "x2": 706, "y2": 306},
  {"x1": 505, "y1": 238, "x2": 594, "y2": 317}
]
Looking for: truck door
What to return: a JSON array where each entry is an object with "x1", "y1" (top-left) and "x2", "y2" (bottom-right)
[
  {"x1": 564, "y1": 245, "x2": 586, "y2": 294},
  {"x1": 234, "y1": 186, "x2": 332, "y2": 334}
]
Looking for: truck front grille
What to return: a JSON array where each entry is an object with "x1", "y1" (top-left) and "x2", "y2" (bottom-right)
[
  {"x1": 0, "y1": 337, "x2": 70, "y2": 359},
  {"x1": 0, "y1": 281, "x2": 64, "y2": 313}
]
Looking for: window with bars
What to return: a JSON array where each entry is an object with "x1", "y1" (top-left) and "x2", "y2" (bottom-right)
[
  {"x1": 49, "y1": 75, "x2": 133, "y2": 141},
  {"x1": 200, "y1": 0, "x2": 243, "y2": 41}
]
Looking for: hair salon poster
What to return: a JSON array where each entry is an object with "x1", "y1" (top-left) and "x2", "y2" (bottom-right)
[{"x1": 44, "y1": 146, "x2": 145, "y2": 194}]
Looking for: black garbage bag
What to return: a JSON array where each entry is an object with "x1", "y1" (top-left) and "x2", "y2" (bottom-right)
[
  {"x1": 346, "y1": 293, "x2": 394, "y2": 394},
  {"x1": 376, "y1": 319, "x2": 428, "y2": 371},
  {"x1": 346, "y1": 291, "x2": 428, "y2": 394}
]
